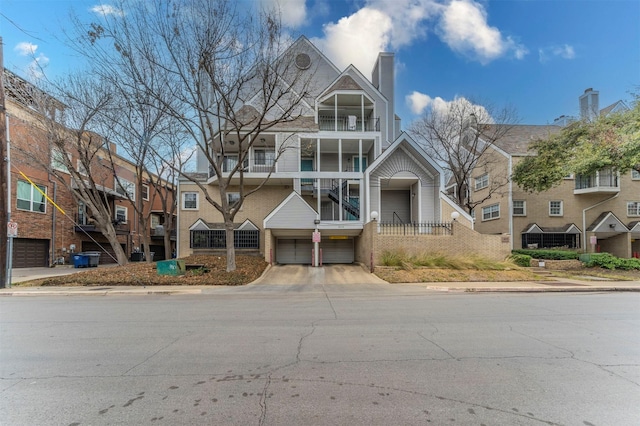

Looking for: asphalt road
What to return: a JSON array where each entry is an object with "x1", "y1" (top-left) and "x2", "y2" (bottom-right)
[{"x1": 1, "y1": 283, "x2": 639, "y2": 425}]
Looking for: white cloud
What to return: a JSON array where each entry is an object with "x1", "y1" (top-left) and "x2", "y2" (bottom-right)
[
  {"x1": 312, "y1": 7, "x2": 392, "y2": 72},
  {"x1": 311, "y1": 0, "x2": 526, "y2": 75},
  {"x1": 90, "y1": 4, "x2": 124, "y2": 17},
  {"x1": 539, "y1": 44, "x2": 576, "y2": 63},
  {"x1": 260, "y1": 0, "x2": 307, "y2": 28},
  {"x1": 438, "y1": 0, "x2": 527, "y2": 64},
  {"x1": 27, "y1": 53, "x2": 50, "y2": 80},
  {"x1": 15, "y1": 42, "x2": 38, "y2": 56},
  {"x1": 406, "y1": 92, "x2": 492, "y2": 122}
]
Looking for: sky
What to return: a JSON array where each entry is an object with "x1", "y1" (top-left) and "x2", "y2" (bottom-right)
[{"x1": 2, "y1": 0, "x2": 639, "y2": 126}]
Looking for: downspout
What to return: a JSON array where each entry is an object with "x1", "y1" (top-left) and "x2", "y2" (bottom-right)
[
  {"x1": 5, "y1": 113, "x2": 12, "y2": 287},
  {"x1": 582, "y1": 193, "x2": 619, "y2": 251},
  {"x1": 508, "y1": 156, "x2": 514, "y2": 251},
  {"x1": 50, "y1": 179, "x2": 57, "y2": 266}
]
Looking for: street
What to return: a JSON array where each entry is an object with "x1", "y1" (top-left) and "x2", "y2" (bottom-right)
[{"x1": 1, "y1": 282, "x2": 639, "y2": 425}]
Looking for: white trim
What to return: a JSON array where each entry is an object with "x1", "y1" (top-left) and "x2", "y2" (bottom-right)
[
  {"x1": 182, "y1": 191, "x2": 199, "y2": 210},
  {"x1": 549, "y1": 200, "x2": 563, "y2": 216},
  {"x1": 115, "y1": 205, "x2": 128, "y2": 224}
]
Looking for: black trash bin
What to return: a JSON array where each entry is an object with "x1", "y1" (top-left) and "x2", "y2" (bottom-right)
[
  {"x1": 131, "y1": 252, "x2": 143, "y2": 262},
  {"x1": 82, "y1": 252, "x2": 101, "y2": 267}
]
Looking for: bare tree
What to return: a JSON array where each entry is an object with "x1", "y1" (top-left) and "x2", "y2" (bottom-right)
[
  {"x1": 6, "y1": 71, "x2": 130, "y2": 264},
  {"x1": 409, "y1": 98, "x2": 518, "y2": 214},
  {"x1": 71, "y1": 0, "x2": 316, "y2": 271}
]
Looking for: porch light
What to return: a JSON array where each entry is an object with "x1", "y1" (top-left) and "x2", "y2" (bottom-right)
[
  {"x1": 451, "y1": 211, "x2": 460, "y2": 221},
  {"x1": 371, "y1": 211, "x2": 379, "y2": 221}
]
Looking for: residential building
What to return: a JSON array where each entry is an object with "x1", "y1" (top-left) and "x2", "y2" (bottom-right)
[
  {"x1": 178, "y1": 37, "x2": 510, "y2": 266},
  {"x1": 4, "y1": 69, "x2": 176, "y2": 267},
  {"x1": 472, "y1": 89, "x2": 639, "y2": 258}
]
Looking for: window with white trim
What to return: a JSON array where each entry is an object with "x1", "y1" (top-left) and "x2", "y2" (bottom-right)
[
  {"x1": 513, "y1": 200, "x2": 526, "y2": 216},
  {"x1": 182, "y1": 192, "x2": 198, "y2": 210},
  {"x1": 115, "y1": 205, "x2": 127, "y2": 224},
  {"x1": 482, "y1": 203, "x2": 500, "y2": 221},
  {"x1": 142, "y1": 184, "x2": 149, "y2": 201},
  {"x1": 632, "y1": 169, "x2": 640, "y2": 180},
  {"x1": 627, "y1": 201, "x2": 640, "y2": 216},
  {"x1": 549, "y1": 200, "x2": 563, "y2": 216},
  {"x1": 16, "y1": 180, "x2": 46, "y2": 213},
  {"x1": 115, "y1": 177, "x2": 135, "y2": 201},
  {"x1": 474, "y1": 173, "x2": 489, "y2": 190}
]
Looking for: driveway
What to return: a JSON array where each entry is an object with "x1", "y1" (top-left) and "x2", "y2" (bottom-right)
[{"x1": 250, "y1": 264, "x2": 388, "y2": 285}]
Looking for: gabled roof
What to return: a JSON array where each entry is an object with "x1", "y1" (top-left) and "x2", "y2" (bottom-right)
[
  {"x1": 600, "y1": 100, "x2": 630, "y2": 117},
  {"x1": 522, "y1": 223, "x2": 581, "y2": 234},
  {"x1": 189, "y1": 218, "x2": 258, "y2": 231},
  {"x1": 586, "y1": 211, "x2": 628, "y2": 232},
  {"x1": 485, "y1": 124, "x2": 562, "y2": 156},
  {"x1": 264, "y1": 191, "x2": 318, "y2": 229},
  {"x1": 366, "y1": 132, "x2": 444, "y2": 182},
  {"x1": 628, "y1": 221, "x2": 640, "y2": 234},
  {"x1": 325, "y1": 75, "x2": 364, "y2": 92}
]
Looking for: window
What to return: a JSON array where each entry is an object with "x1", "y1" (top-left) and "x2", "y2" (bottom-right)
[
  {"x1": 51, "y1": 148, "x2": 70, "y2": 173},
  {"x1": 513, "y1": 200, "x2": 526, "y2": 216},
  {"x1": 482, "y1": 203, "x2": 500, "y2": 221},
  {"x1": 628, "y1": 202, "x2": 640, "y2": 216},
  {"x1": 182, "y1": 192, "x2": 198, "y2": 210},
  {"x1": 227, "y1": 192, "x2": 242, "y2": 210},
  {"x1": 77, "y1": 159, "x2": 89, "y2": 176},
  {"x1": 351, "y1": 156, "x2": 368, "y2": 172},
  {"x1": 142, "y1": 184, "x2": 149, "y2": 201},
  {"x1": 474, "y1": 173, "x2": 489, "y2": 190},
  {"x1": 632, "y1": 169, "x2": 640, "y2": 180},
  {"x1": 549, "y1": 200, "x2": 563, "y2": 216},
  {"x1": 151, "y1": 214, "x2": 161, "y2": 229},
  {"x1": 115, "y1": 177, "x2": 135, "y2": 201},
  {"x1": 78, "y1": 201, "x2": 87, "y2": 225},
  {"x1": 16, "y1": 180, "x2": 46, "y2": 213},
  {"x1": 254, "y1": 149, "x2": 275, "y2": 166},
  {"x1": 115, "y1": 205, "x2": 127, "y2": 223}
]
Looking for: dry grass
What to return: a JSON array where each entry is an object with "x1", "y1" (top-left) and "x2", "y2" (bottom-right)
[
  {"x1": 374, "y1": 267, "x2": 541, "y2": 283},
  {"x1": 19, "y1": 255, "x2": 269, "y2": 287}
]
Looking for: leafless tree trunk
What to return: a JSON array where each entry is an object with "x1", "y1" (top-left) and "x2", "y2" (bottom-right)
[
  {"x1": 71, "y1": 0, "x2": 316, "y2": 271},
  {"x1": 408, "y1": 98, "x2": 519, "y2": 214}
]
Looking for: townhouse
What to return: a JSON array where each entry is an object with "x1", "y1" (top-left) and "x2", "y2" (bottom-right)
[
  {"x1": 472, "y1": 89, "x2": 639, "y2": 259},
  {"x1": 4, "y1": 69, "x2": 175, "y2": 267},
  {"x1": 178, "y1": 37, "x2": 509, "y2": 266}
]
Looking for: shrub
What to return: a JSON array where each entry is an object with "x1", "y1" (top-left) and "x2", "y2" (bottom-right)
[
  {"x1": 379, "y1": 251, "x2": 512, "y2": 270},
  {"x1": 509, "y1": 254, "x2": 532, "y2": 267},
  {"x1": 511, "y1": 249, "x2": 580, "y2": 260},
  {"x1": 587, "y1": 253, "x2": 640, "y2": 270}
]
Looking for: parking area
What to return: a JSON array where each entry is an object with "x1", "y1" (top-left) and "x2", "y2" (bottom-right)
[{"x1": 250, "y1": 264, "x2": 387, "y2": 285}]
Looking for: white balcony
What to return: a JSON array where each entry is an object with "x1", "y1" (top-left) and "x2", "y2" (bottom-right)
[{"x1": 574, "y1": 168, "x2": 620, "y2": 194}]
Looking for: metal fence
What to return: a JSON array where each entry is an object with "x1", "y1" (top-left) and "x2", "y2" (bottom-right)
[
  {"x1": 377, "y1": 222, "x2": 453, "y2": 235},
  {"x1": 191, "y1": 230, "x2": 260, "y2": 249}
]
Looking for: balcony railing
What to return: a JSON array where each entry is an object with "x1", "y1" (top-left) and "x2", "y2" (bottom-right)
[
  {"x1": 209, "y1": 157, "x2": 276, "y2": 178},
  {"x1": 574, "y1": 169, "x2": 620, "y2": 194},
  {"x1": 377, "y1": 222, "x2": 453, "y2": 235},
  {"x1": 318, "y1": 116, "x2": 380, "y2": 132}
]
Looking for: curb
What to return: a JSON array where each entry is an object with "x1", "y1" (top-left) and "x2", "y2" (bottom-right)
[{"x1": 426, "y1": 286, "x2": 640, "y2": 293}]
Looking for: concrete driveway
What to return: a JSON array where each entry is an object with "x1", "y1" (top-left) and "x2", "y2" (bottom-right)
[{"x1": 250, "y1": 264, "x2": 388, "y2": 285}]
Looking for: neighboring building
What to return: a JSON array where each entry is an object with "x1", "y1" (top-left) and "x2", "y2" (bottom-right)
[
  {"x1": 4, "y1": 69, "x2": 176, "y2": 267},
  {"x1": 472, "y1": 90, "x2": 639, "y2": 258}
]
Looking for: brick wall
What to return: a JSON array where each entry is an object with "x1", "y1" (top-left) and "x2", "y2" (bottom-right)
[{"x1": 366, "y1": 221, "x2": 511, "y2": 266}]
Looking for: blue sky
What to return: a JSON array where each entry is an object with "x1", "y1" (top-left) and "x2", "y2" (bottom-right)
[{"x1": 2, "y1": 0, "x2": 639, "y2": 125}]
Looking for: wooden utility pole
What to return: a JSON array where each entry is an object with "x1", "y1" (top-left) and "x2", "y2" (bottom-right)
[{"x1": 0, "y1": 36, "x2": 8, "y2": 288}]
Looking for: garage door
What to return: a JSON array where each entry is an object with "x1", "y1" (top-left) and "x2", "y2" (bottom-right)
[
  {"x1": 12, "y1": 238, "x2": 49, "y2": 268},
  {"x1": 321, "y1": 239, "x2": 354, "y2": 264},
  {"x1": 276, "y1": 239, "x2": 313, "y2": 264},
  {"x1": 81, "y1": 242, "x2": 126, "y2": 264}
]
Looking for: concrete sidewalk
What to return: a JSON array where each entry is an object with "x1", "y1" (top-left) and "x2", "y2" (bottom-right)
[{"x1": 1, "y1": 265, "x2": 639, "y2": 296}]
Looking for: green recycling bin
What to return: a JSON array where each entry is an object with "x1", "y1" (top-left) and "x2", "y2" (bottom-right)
[{"x1": 157, "y1": 259, "x2": 186, "y2": 276}]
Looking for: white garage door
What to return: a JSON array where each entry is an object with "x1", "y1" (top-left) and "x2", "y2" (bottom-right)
[
  {"x1": 321, "y1": 239, "x2": 354, "y2": 264},
  {"x1": 276, "y1": 239, "x2": 313, "y2": 264}
]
